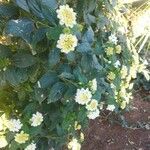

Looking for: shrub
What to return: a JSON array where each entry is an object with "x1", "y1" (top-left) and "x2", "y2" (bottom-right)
[{"x1": 0, "y1": 0, "x2": 149, "y2": 149}]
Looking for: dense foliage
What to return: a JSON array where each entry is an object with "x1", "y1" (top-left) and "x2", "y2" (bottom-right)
[{"x1": 0, "y1": 0, "x2": 149, "y2": 149}]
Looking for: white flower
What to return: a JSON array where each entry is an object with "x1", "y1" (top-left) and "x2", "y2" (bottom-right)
[
  {"x1": 120, "y1": 101, "x2": 126, "y2": 109},
  {"x1": 15, "y1": 131, "x2": 29, "y2": 144},
  {"x1": 121, "y1": 65, "x2": 128, "y2": 79},
  {"x1": 143, "y1": 60, "x2": 148, "y2": 65},
  {"x1": 0, "y1": 136, "x2": 8, "y2": 148},
  {"x1": 114, "y1": 60, "x2": 121, "y2": 68},
  {"x1": 106, "y1": 105, "x2": 115, "y2": 111},
  {"x1": 129, "y1": 83, "x2": 134, "y2": 90},
  {"x1": 99, "y1": 102, "x2": 105, "y2": 110},
  {"x1": 0, "y1": 114, "x2": 8, "y2": 131},
  {"x1": 68, "y1": 138, "x2": 81, "y2": 150},
  {"x1": 6, "y1": 119, "x2": 22, "y2": 132},
  {"x1": 124, "y1": 92, "x2": 132, "y2": 104},
  {"x1": 75, "y1": 88, "x2": 92, "y2": 105},
  {"x1": 106, "y1": 47, "x2": 114, "y2": 56},
  {"x1": 107, "y1": 72, "x2": 116, "y2": 81},
  {"x1": 130, "y1": 65, "x2": 137, "y2": 79},
  {"x1": 89, "y1": 78, "x2": 97, "y2": 93},
  {"x1": 57, "y1": 33, "x2": 78, "y2": 54},
  {"x1": 0, "y1": 121, "x2": 3, "y2": 131},
  {"x1": 56, "y1": 5, "x2": 76, "y2": 28},
  {"x1": 110, "y1": 83, "x2": 116, "y2": 89},
  {"x1": 25, "y1": 143, "x2": 36, "y2": 150},
  {"x1": 86, "y1": 99, "x2": 98, "y2": 111},
  {"x1": 109, "y1": 34, "x2": 118, "y2": 45},
  {"x1": 87, "y1": 109, "x2": 100, "y2": 120},
  {"x1": 30, "y1": 112, "x2": 43, "y2": 127}
]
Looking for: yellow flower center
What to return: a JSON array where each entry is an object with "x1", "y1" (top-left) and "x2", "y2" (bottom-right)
[
  {"x1": 62, "y1": 37, "x2": 74, "y2": 50},
  {"x1": 106, "y1": 47, "x2": 114, "y2": 56},
  {"x1": 80, "y1": 93, "x2": 88, "y2": 102},
  {"x1": 62, "y1": 10, "x2": 74, "y2": 24},
  {"x1": 90, "y1": 102, "x2": 97, "y2": 110},
  {"x1": 115, "y1": 45, "x2": 122, "y2": 54}
]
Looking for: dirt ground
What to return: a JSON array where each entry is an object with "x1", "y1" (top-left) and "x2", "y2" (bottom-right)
[{"x1": 82, "y1": 91, "x2": 150, "y2": 150}]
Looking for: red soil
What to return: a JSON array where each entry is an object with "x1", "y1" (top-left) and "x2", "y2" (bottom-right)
[{"x1": 82, "y1": 91, "x2": 150, "y2": 150}]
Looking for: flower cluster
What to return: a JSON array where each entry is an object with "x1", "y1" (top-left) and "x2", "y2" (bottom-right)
[
  {"x1": 0, "y1": 136, "x2": 8, "y2": 148},
  {"x1": 56, "y1": 5, "x2": 78, "y2": 54},
  {"x1": 6, "y1": 119, "x2": 22, "y2": 132},
  {"x1": 105, "y1": 34, "x2": 149, "y2": 110},
  {"x1": 0, "y1": 112, "x2": 43, "y2": 149},
  {"x1": 105, "y1": 45, "x2": 122, "y2": 56},
  {"x1": 15, "y1": 131, "x2": 29, "y2": 144},
  {"x1": 57, "y1": 33, "x2": 78, "y2": 53},
  {"x1": 108, "y1": 34, "x2": 118, "y2": 45},
  {"x1": 30, "y1": 112, "x2": 43, "y2": 127},
  {"x1": 75, "y1": 79, "x2": 100, "y2": 120},
  {"x1": 68, "y1": 138, "x2": 81, "y2": 150},
  {"x1": 25, "y1": 143, "x2": 36, "y2": 150},
  {"x1": 107, "y1": 72, "x2": 116, "y2": 81},
  {"x1": 0, "y1": 114, "x2": 8, "y2": 148},
  {"x1": 56, "y1": 5, "x2": 76, "y2": 28}
]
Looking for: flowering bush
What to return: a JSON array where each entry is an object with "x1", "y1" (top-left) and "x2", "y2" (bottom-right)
[{"x1": 0, "y1": 0, "x2": 149, "y2": 149}]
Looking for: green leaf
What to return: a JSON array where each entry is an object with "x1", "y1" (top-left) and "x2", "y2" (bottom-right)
[
  {"x1": 97, "y1": 14, "x2": 109, "y2": 29},
  {"x1": 87, "y1": 0, "x2": 96, "y2": 12},
  {"x1": 37, "y1": 72, "x2": 58, "y2": 89},
  {"x1": 15, "y1": 0, "x2": 30, "y2": 12},
  {"x1": 12, "y1": 53, "x2": 37, "y2": 68},
  {"x1": 48, "y1": 48, "x2": 60, "y2": 68},
  {"x1": 77, "y1": 42, "x2": 92, "y2": 53},
  {"x1": 35, "y1": 88, "x2": 48, "y2": 103},
  {"x1": 93, "y1": 43, "x2": 104, "y2": 55},
  {"x1": 0, "y1": 72, "x2": 6, "y2": 87},
  {"x1": 56, "y1": 124, "x2": 65, "y2": 136},
  {"x1": 37, "y1": 138, "x2": 49, "y2": 150},
  {"x1": 5, "y1": 18, "x2": 34, "y2": 42},
  {"x1": 64, "y1": 84, "x2": 76, "y2": 100},
  {"x1": 81, "y1": 54, "x2": 93, "y2": 72},
  {"x1": 57, "y1": 64, "x2": 72, "y2": 74},
  {"x1": 41, "y1": 0, "x2": 58, "y2": 9},
  {"x1": 0, "y1": 3, "x2": 18, "y2": 18},
  {"x1": 0, "y1": 44, "x2": 12, "y2": 58},
  {"x1": 47, "y1": 82, "x2": 66, "y2": 103},
  {"x1": 92, "y1": 54, "x2": 103, "y2": 70},
  {"x1": 27, "y1": 0, "x2": 44, "y2": 19},
  {"x1": 31, "y1": 28, "x2": 47, "y2": 48},
  {"x1": 0, "y1": 90, "x2": 15, "y2": 113},
  {"x1": 23, "y1": 102, "x2": 37, "y2": 116},
  {"x1": 0, "y1": 57, "x2": 11, "y2": 69},
  {"x1": 59, "y1": 72, "x2": 74, "y2": 80},
  {"x1": 73, "y1": 67, "x2": 87, "y2": 84},
  {"x1": 66, "y1": 52, "x2": 76, "y2": 62},
  {"x1": 41, "y1": 2, "x2": 58, "y2": 24},
  {"x1": 28, "y1": 65, "x2": 40, "y2": 83},
  {"x1": 82, "y1": 26, "x2": 94, "y2": 44},
  {"x1": 9, "y1": 140, "x2": 20, "y2": 150},
  {"x1": 46, "y1": 26, "x2": 63, "y2": 40},
  {"x1": 5, "y1": 67, "x2": 28, "y2": 86},
  {"x1": 77, "y1": 107, "x2": 87, "y2": 122},
  {"x1": 30, "y1": 126, "x2": 42, "y2": 136},
  {"x1": 76, "y1": 0, "x2": 85, "y2": 17},
  {"x1": 93, "y1": 89, "x2": 101, "y2": 101},
  {"x1": 6, "y1": 132, "x2": 15, "y2": 143},
  {"x1": 84, "y1": 13, "x2": 96, "y2": 25}
]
